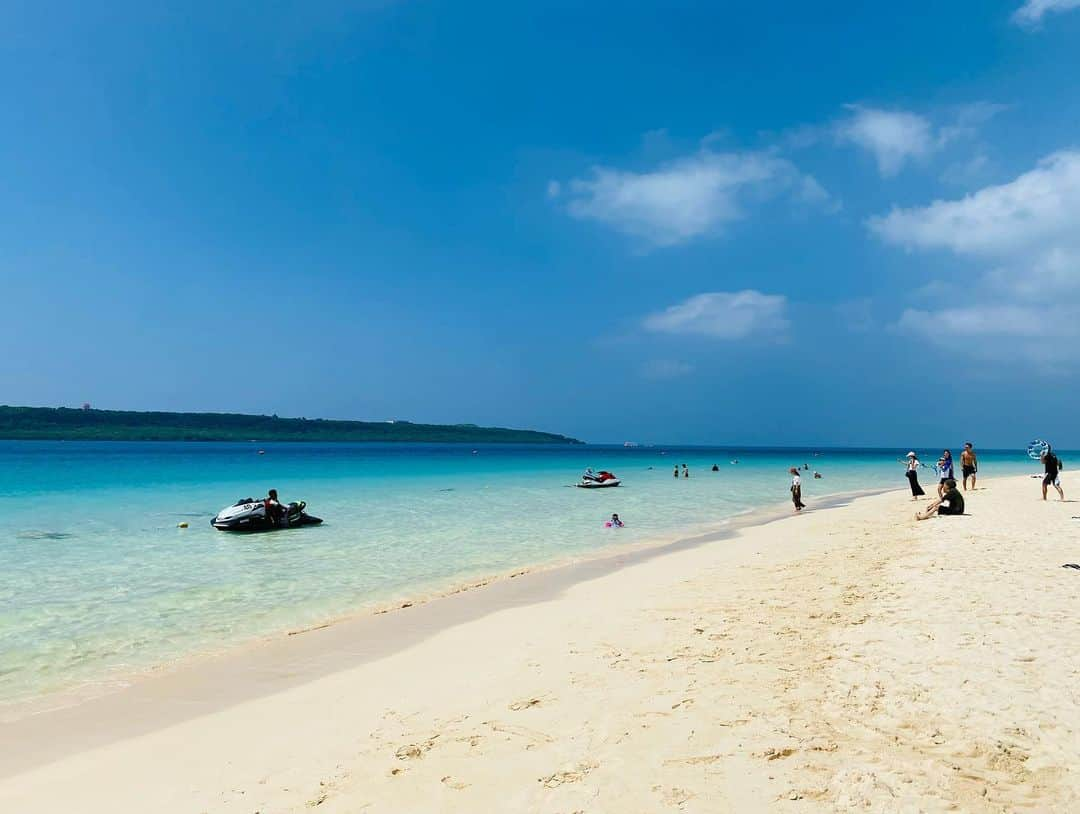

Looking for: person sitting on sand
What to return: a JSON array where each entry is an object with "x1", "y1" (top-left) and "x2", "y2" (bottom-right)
[{"x1": 916, "y1": 478, "x2": 965, "y2": 521}]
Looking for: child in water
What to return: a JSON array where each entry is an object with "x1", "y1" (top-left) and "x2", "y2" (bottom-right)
[{"x1": 608, "y1": 513, "x2": 624, "y2": 528}]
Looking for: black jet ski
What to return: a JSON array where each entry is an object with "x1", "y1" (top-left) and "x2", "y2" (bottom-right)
[{"x1": 211, "y1": 498, "x2": 323, "y2": 532}]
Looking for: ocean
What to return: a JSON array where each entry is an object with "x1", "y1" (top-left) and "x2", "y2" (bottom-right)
[{"x1": 0, "y1": 441, "x2": 1048, "y2": 709}]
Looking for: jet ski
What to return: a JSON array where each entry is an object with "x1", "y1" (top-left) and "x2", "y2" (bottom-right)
[
  {"x1": 211, "y1": 498, "x2": 323, "y2": 532},
  {"x1": 576, "y1": 470, "x2": 621, "y2": 488}
]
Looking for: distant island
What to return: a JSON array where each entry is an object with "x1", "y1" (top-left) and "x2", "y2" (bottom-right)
[{"x1": 0, "y1": 406, "x2": 582, "y2": 444}]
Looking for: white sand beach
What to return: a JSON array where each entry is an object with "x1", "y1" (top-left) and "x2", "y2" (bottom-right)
[{"x1": 2, "y1": 472, "x2": 1078, "y2": 812}]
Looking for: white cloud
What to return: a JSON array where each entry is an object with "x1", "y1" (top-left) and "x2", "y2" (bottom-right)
[
  {"x1": 895, "y1": 303, "x2": 1080, "y2": 366},
  {"x1": 870, "y1": 150, "x2": 1080, "y2": 350},
  {"x1": 546, "y1": 180, "x2": 561, "y2": 198},
  {"x1": 984, "y1": 247, "x2": 1080, "y2": 297},
  {"x1": 561, "y1": 151, "x2": 831, "y2": 247},
  {"x1": 643, "y1": 290, "x2": 789, "y2": 339},
  {"x1": 940, "y1": 153, "x2": 992, "y2": 186},
  {"x1": 1013, "y1": 0, "x2": 1080, "y2": 27},
  {"x1": 936, "y1": 102, "x2": 1009, "y2": 144},
  {"x1": 868, "y1": 150, "x2": 1080, "y2": 262},
  {"x1": 834, "y1": 103, "x2": 1005, "y2": 177},
  {"x1": 836, "y1": 106, "x2": 935, "y2": 177},
  {"x1": 641, "y1": 359, "x2": 695, "y2": 380},
  {"x1": 897, "y1": 305, "x2": 1080, "y2": 340}
]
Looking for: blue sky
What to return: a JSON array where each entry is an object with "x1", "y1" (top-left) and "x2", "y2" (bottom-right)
[{"x1": 3, "y1": 1, "x2": 1079, "y2": 446}]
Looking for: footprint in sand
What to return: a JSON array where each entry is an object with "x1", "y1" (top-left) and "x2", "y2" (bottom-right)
[
  {"x1": 662, "y1": 754, "x2": 722, "y2": 766},
  {"x1": 652, "y1": 785, "x2": 695, "y2": 807},
  {"x1": 760, "y1": 747, "x2": 797, "y2": 761},
  {"x1": 509, "y1": 696, "x2": 549, "y2": 711},
  {"x1": 539, "y1": 761, "x2": 598, "y2": 788},
  {"x1": 394, "y1": 735, "x2": 440, "y2": 760},
  {"x1": 484, "y1": 720, "x2": 555, "y2": 745}
]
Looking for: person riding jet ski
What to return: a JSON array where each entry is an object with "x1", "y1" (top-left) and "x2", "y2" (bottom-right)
[
  {"x1": 211, "y1": 491, "x2": 323, "y2": 532},
  {"x1": 265, "y1": 488, "x2": 286, "y2": 526}
]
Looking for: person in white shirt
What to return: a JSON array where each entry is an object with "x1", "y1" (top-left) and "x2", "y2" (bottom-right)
[
  {"x1": 789, "y1": 467, "x2": 805, "y2": 512},
  {"x1": 905, "y1": 451, "x2": 926, "y2": 500}
]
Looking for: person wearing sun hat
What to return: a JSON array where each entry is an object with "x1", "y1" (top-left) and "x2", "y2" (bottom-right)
[
  {"x1": 789, "y1": 467, "x2": 806, "y2": 511},
  {"x1": 905, "y1": 451, "x2": 925, "y2": 499}
]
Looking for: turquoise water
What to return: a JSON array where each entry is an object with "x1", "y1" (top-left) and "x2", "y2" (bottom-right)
[{"x1": 0, "y1": 442, "x2": 1046, "y2": 707}]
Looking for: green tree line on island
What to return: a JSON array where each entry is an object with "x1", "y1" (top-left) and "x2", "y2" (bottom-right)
[{"x1": 0, "y1": 406, "x2": 582, "y2": 444}]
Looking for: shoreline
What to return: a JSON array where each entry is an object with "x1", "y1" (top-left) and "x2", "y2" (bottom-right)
[
  {"x1": 6, "y1": 471, "x2": 1076, "y2": 812},
  {"x1": 0, "y1": 484, "x2": 887, "y2": 776},
  {"x1": 0, "y1": 484, "x2": 885, "y2": 719}
]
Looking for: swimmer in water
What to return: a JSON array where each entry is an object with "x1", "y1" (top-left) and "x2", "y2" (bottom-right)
[{"x1": 609, "y1": 513, "x2": 624, "y2": 528}]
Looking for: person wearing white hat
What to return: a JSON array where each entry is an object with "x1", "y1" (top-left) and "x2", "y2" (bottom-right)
[{"x1": 905, "y1": 451, "x2": 925, "y2": 500}]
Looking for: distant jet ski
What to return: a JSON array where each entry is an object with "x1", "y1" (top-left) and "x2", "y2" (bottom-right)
[
  {"x1": 577, "y1": 470, "x2": 621, "y2": 488},
  {"x1": 211, "y1": 498, "x2": 323, "y2": 532}
]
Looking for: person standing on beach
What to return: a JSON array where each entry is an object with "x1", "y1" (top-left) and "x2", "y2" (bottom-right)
[
  {"x1": 960, "y1": 442, "x2": 978, "y2": 491},
  {"x1": 905, "y1": 452, "x2": 925, "y2": 499},
  {"x1": 1041, "y1": 445, "x2": 1065, "y2": 501},
  {"x1": 789, "y1": 467, "x2": 805, "y2": 511},
  {"x1": 937, "y1": 450, "x2": 955, "y2": 497}
]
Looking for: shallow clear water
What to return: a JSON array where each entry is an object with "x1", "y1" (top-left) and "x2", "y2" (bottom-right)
[{"x1": 0, "y1": 441, "x2": 1047, "y2": 706}]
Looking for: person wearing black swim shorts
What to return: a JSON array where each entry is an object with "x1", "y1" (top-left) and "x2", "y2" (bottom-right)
[
  {"x1": 1041, "y1": 445, "x2": 1065, "y2": 501},
  {"x1": 960, "y1": 442, "x2": 978, "y2": 491}
]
